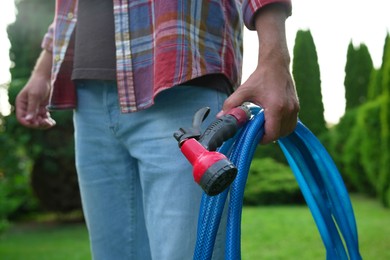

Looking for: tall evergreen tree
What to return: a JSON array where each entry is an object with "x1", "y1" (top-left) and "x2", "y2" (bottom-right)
[
  {"x1": 344, "y1": 42, "x2": 373, "y2": 109},
  {"x1": 329, "y1": 36, "x2": 390, "y2": 207},
  {"x1": 367, "y1": 69, "x2": 381, "y2": 101},
  {"x1": 292, "y1": 30, "x2": 326, "y2": 136},
  {"x1": 368, "y1": 34, "x2": 390, "y2": 101},
  {"x1": 378, "y1": 34, "x2": 390, "y2": 206}
]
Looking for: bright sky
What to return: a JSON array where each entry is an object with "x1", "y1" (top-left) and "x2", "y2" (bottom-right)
[
  {"x1": 0, "y1": 0, "x2": 15, "y2": 116},
  {"x1": 1, "y1": 0, "x2": 389, "y2": 123}
]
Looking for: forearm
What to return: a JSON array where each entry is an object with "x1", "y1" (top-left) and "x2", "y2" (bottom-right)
[
  {"x1": 254, "y1": 4, "x2": 290, "y2": 68},
  {"x1": 16, "y1": 48, "x2": 55, "y2": 129},
  {"x1": 32, "y1": 49, "x2": 52, "y2": 81}
]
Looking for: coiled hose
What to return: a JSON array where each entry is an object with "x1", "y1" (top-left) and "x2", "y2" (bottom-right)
[{"x1": 194, "y1": 106, "x2": 362, "y2": 260}]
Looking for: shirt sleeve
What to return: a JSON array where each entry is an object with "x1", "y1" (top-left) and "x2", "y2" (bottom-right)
[
  {"x1": 242, "y1": 0, "x2": 292, "y2": 30},
  {"x1": 41, "y1": 23, "x2": 54, "y2": 53}
]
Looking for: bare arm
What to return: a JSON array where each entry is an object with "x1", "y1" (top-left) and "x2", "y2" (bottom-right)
[
  {"x1": 16, "y1": 49, "x2": 56, "y2": 129},
  {"x1": 219, "y1": 3, "x2": 299, "y2": 144}
]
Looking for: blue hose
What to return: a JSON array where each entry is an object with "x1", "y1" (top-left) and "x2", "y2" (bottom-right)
[{"x1": 194, "y1": 107, "x2": 362, "y2": 260}]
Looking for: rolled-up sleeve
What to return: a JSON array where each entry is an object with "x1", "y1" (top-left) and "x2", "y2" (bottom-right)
[
  {"x1": 242, "y1": 0, "x2": 292, "y2": 30},
  {"x1": 41, "y1": 23, "x2": 54, "y2": 53}
]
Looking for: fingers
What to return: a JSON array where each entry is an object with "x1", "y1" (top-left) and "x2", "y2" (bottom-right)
[
  {"x1": 15, "y1": 88, "x2": 56, "y2": 129},
  {"x1": 260, "y1": 90, "x2": 299, "y2": 144},
  {"x1": 217, "y1": 88, "x2": 249, "y2": 117},
  {"x1": 260, "y1": 107, "x2": 298, "y2": 145},
  {"x1": 32, "y1": 108, "x2": 56, "y2": 129},
  {"x1": 15, "y1": 90, "x2": 35, "y2": 127},
  {"x1": 25, "y1": 106, "x2": 56, "y2": 129},
  {"x1": 260, "y1": 110, "x2": 281, "y2": 145},
  {"x1": 24, "y1": 111, "x2": 56, "y2": 129},
  {"x1": 220, "y1": 79, "x2": 299, "y2": 144}
]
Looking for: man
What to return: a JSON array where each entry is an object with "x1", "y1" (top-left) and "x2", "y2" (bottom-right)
[{"x1": 16, "y1": 0, "x2": 299, "y2": 259}]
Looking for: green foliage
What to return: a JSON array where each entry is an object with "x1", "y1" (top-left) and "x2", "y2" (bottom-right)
[
  {"x1": 356, "y1": 99, "x2": 384, "y2": 194},
  {"x1": 380, "y1": 34, "x2": 390, "y2": 72},
  {"x1": 344, "y1": 42, "x2": 373, "y2": 110},
  {"x1": 29, "y1": 117, "x2": 81, "y2": 212},
  {"x1": 331, "y1": 99, "x2": 386, "y2": 198},
  {"x1": 1, "y1": 78, "x2": 80, "y2": 232},
  {"x1": 0, "y1": 0, "x2": 80, "y2": 232},
  {"x1": 7, "y1": 0, "x2": 55, "y2": 78},
  {"x1": 342, "y1": 109, "x2": 376, "y2": 196},
  {"x1": 253, "y1": 142, "x2": 288, "y2": 165},
  {"x1": 0, "y1": 136, "x2": 35, "y2": 233},
  {"x1": 244, "y1": 158, "x2": 304, "y2": 205},
  {"x1": 330, "y1": 34, "x2": 390, "y2": 207},
  {"x1": 367, "y1": 69, "x2": 382, "y2": 100},
  {"x1": 326, "y1": 110, "x2": 359, "y2": 191},
  {"x1": 0, "y1": 80, "x2": 38, "y2": 233},
  {"x1": 292, "y1": 30, "x2": 326, "y2": 136},
  {"x1": 378, "y1": 34, "x2": 390, "y2": 206},
  {"x1": 5, "y1": 80, "x2": 81, "y2": 213}
]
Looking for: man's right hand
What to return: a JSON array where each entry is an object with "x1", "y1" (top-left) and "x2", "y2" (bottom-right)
[{"x1": 16, "y1": 50, "x2": 56, "y2": 129}]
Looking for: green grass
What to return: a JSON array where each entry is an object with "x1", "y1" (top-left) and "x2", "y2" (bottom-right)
[
  {"x1": 0, "y1": 195, "x2": 389, "y2": 259},
  {"x1": 241, "y1": 194, "x2": 390, "y2": 259},
  {"x1": 242, "y1": 205, "x2": 325, "y2": 259},
  {"x1": 0, "y1": 222, "x2": 91, "y2": 260}
]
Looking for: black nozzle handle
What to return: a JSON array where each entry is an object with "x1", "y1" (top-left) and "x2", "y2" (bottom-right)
[
  {"x1": 198, "y1": 114, "x2": 240, "y2": 151},
  {"x1": 198, "y1": 105, "x2": 251, "y2": 151}
]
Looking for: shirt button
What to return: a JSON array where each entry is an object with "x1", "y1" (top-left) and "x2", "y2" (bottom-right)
[{"x1": 67, "y1": 12, "x2": 74, "y2": 20}]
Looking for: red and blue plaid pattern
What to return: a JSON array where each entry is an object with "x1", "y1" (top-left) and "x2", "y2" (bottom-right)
[{"x1": 42, "y1": 0, "x2": 291, "y2": 112}]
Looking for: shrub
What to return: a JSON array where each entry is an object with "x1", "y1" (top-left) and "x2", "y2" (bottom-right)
[
  {"x1": 244, "y1": 158, "x2": 304, "y2": 205},
  {"x1": 0, "y1": 79, "x2": 81, "y2": 223},
  {"x1": 328, "y1": 109, "x2": 360, "y2": 192},
  {"x1": 343, "y1": 123, "x2": 375, "y2": 196},
  {"x1": 357, "y1": 99, "x2": 384, "y2": 194},
  {"x1": 0, "y1": 123, "x2": 36, "y2": 233}
]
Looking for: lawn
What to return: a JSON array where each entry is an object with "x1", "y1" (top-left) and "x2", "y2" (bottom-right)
[
  {"x1": 0, "y1": 195, "x2": 389, "y2": 259},
  {"x1": 0, "y1": 222, "x2": 90, "y2": 260},
  {"x1": 241, "y1": 194, "x2": 390, "y2": 259}
]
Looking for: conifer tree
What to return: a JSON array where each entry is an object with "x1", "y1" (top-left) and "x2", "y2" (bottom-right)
[
  {"x1": 344, "y1": 42, "x2": 373, "y2": 109},
  {"x1": 292, "y1": 30, "x2": 326, "y2": 135},
  {"x1": 368, "y1": 34, "x2": 390, "y2": 101},
  {"x1": 378, "y1": 34, "x2": 390, "y2": 206},
  {"x1": 367, "y1": 69, "x2": 382, "y2": 101}
]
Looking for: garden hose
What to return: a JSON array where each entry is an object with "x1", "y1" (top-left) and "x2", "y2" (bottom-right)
[{"x1": 191, "y1": 105, "x2": 362, "y2": 260}]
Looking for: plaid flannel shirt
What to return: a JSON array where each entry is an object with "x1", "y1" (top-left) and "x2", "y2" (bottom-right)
[{"x1": 42, "y1": 0, "x2": 291, "y2": 113}]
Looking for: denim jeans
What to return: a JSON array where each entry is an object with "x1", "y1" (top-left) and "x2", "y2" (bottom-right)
[{"x1": 73, "y1": 80, "x2": 227, "y2": 260}]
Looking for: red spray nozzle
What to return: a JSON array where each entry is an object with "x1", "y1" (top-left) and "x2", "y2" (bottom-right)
[
  {"x1": 174, "y1": 105, "x2": 252, "y2": 196},
  {"x1": 180, "y1": 138, "x2": 237, "y2": 196}
]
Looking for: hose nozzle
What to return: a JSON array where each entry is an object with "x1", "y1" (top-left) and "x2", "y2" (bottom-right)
[{"x1": 174, "y1": 105, "x2": 252, "y2": 195}]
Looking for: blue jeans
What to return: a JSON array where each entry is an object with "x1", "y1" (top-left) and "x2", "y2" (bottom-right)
[{"x1": 73, "y1": 80, "x2": 227, "y2": 260}]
